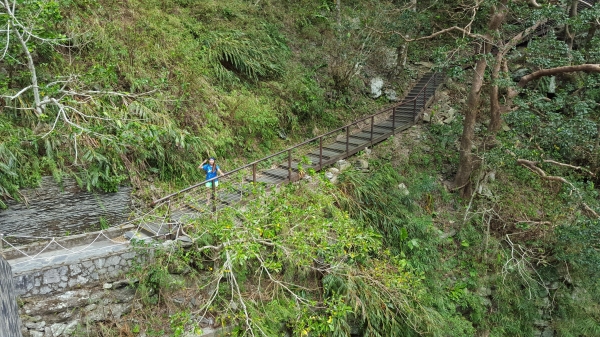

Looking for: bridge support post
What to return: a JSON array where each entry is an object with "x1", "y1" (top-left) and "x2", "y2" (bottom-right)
[
  {"x1": 288, "y1": 150, "x2": 292, "y2": 182},
  {"x1": 413, "y1": 96, "x2": 417, "y2": 117},
  {"x1": 319, "y1": 137, "x2": 323, "y2": 169},
  {"x1": 392, "y1": 108, "x2": 396, "y2": 135},
  {"x1": 346, "y1": 126, "x2": 349, "y2": 155},
  {"x1": 370, "y1": 116, "x2": 374, "y2": 144},
  {"x1": 212, "y1": 181, "x2": 216, "y2": 212}
]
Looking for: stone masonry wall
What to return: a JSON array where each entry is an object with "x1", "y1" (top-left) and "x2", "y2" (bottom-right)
[
  {"x1": 0, "y1": 176, "x2": 131, "y2": 238},
  {"x1": 1, "y1": 256, "x2": 23, "y2": 337},
  {"x1": 13, "y1": 248, "x2": 137, "y2": 298}
]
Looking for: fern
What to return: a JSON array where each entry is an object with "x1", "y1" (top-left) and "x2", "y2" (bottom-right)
[{"x1": 202, "y1": 29, "x2": 289, "y2": 82}]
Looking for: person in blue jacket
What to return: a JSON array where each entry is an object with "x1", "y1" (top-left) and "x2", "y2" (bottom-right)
[{"x1": 198, "y1": 157, "x2": 224, "y2": 203}]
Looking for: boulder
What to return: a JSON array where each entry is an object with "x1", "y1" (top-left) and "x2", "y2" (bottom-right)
[
  {"x1": 176, "y1": 235, "x2": 193, "y2": 248},
  {"x1": 336, "y1": 160, "x2": 351, "y2": 171},
  {"x1": 512, "y1": 68, "x2": 531, "y2": 82},
  {"x1": 398, "y1": 183, "x2": 409, "y2": 196},
  {"x1": 370, "y1": 77, "x2": 384, "y2": 98},
  {"x1": 355, "y1": 159, "x2": 369, "y2": 170},
  {"x1": 416, "y1": 61, "x2": 433, "y2": 68},
  {"x1": 384, "y1": 89, "x2": 398, "y2": 101}
]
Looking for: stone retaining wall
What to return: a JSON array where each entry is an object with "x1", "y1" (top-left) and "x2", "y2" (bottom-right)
[
  {"x1": 20, "y1": 280, "x2": 137, "y2": 337},
  {"x1": 13, "y1": 248, "x2": 137, "y2": 298},
  {"x1": 1, "y1": 257, "x2": 23, "y2": 337},
  {"x1": 0, "y1": 176, "x2": 131, "y2": 238}
]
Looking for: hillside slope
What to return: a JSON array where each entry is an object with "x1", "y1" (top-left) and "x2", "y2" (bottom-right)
[{"x1": 1, "y1": 0, "x2": 415, "y2": 203}]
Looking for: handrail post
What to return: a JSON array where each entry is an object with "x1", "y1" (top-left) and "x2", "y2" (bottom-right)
[
  {"x1": 346, "y1": 125, "x2": 350, "y2": 155},
  {"x1": 413, "y1": 97, "x2": 417, "y2": 117},
  {"x1": 288, "y1": 149, "x2": 292, "y2": 181},
  {"x1": 370, "y1": 115, "x2": 374, "y2": 144},
  {"x1": 392, "y1": 107, "x2": 396, "y2": 135},
  {"x1": 319, "y1": 136, "x2": 323, "y2": 169},
  {"x1": 252, "y1": 163, "x2": 256, "y2": 184},
  {"x1": 167, "y1": 200, "x2": 172, "y2": 238},
  {"x1": 211, "y1": 179, "x2": 216, "y2": 212}
]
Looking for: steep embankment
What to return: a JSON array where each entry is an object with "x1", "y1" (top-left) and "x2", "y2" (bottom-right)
[{"x1": 0, "y1": 0, "x2": 415, "y2": 205}]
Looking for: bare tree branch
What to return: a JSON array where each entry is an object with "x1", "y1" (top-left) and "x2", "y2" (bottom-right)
[
  {"x1": 517, "y1": 159, "x2": 574, "y2": 186},
  {"x1": 517, "y1": 159, "x2": 599, "y2": 219},
  {"x1": 583, "y1": 203, "x2": 600, "y2": 219},
  {"x1": 543, "y1": 159, "x2": 596, "y2": 177},
  {"x1": 518, "y1": 64, "x2": 600, "y2": 87},
  {"x1": 394, "y1": 25, "x2": 489, "y2": 43}
]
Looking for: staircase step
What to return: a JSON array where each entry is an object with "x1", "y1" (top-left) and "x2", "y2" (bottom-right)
[
  {"x1": 394, "y1": 107, "x2": 417, "y2": 113},
  {"x1": 350, "y1": 130, "x2": 386, "y2": 141},
  {"x1": 392, "y1": 109, "x2": 415, "y2": 115},
  {"x1": 369, "y1": 126, "x2": 394, "y2": 135},
  {"x1": 337, "y1": 136, "x2": 368, "y2": 146},
  {"x1": 323, "y1": 142, "x2": 352, "y2": 152},
  {"x1": 391, "y1": 113, "x2": 415, "y2": 119},
  {"x1": 378, "y1": 120, "x2": 413, "y2": 129},
  {"x1": 263, "y1": 168, "x2": 292, "y2": 179},
  {"x1": 308, "y1": 148, "x2": 346, "y2": 159},
  {"x1": 246, "y1": 175, "x2": 286, "y2": 184},
  {"x1": 279, "y1": 160, "x2": 314, "y2": 171},
  {"x1": 217, "y1": 192, "x2": 243, "y2": 205},
  {"x1": 372, "y1": 124, "x2": 394, "y2": 132}
]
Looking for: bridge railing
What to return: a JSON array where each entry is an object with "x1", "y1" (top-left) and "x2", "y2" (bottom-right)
[{"x1": 152, "y1": 72, "x2": 441, "y2": 207}]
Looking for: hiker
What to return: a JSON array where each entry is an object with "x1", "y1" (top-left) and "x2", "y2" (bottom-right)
[{"x1": 198, "y1": 157, "x2": 224, "y2": 203}]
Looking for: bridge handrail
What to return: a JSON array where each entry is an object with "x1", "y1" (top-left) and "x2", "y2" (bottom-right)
[{"x1": 152, "y1": 72, "x2": 441, "y2": 206}]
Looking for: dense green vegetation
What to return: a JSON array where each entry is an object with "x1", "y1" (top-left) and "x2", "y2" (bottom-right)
[
  {"x1": 111, "y1": 128, "x2": 599, "y2": 336},
  {"x1": 2, "y1": 0, "x2": 600, "y2": 336},
  {"x1": 0, "y1": 0, "x2": 401, "y2": 204}
]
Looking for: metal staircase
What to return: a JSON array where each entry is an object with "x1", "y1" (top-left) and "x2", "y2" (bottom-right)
[{"x1": 148, "y1": 72, "x2": 445, "y2": 232}]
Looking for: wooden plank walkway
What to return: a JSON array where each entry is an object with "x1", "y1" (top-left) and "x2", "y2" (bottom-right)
[{"x1": 152, "y1": 72, "x2": 444, "y2": 226}]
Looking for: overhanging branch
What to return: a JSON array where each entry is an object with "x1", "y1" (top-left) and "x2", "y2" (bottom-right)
[{"x1": 518, "y1": 64, "x2": 600, "y2": 87}]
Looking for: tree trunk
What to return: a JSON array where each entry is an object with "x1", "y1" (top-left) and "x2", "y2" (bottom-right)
[
  {"x1": 454, "y1": 1, "x2": 508, "y2": 197},
  {"x1": 593, "y1": 123, "x2": 600, "y2": 176},
  {"x1": 585, "y1": 22, "x2": 597, "y2": 49},
  {"x1": 454, "y1": 56, "x2": 487, "y2": 197},
  {"x1": 336, "y1": 0, "x2": 341, "y2": 28},
  {"x1": 3, "y1": 0, "x2": 43, "y2": 116},
  {"x1": 489, "y1": 19, "x2": 547, "y2": 134},
  {"x1": 565, "y1": 0, "x2": 579, "y2": 49},
  {"x1": 394, "y1": 0, "x2": 416, "y2": 73},
  {"x1": 396, "y1": 43, "x2": 408, "y2": 73},
  {"x1": 489, "y1": 52, "x2": 504, "y2": 134}
]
